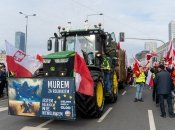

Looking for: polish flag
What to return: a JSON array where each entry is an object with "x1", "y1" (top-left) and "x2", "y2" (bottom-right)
[
  {"x1": 146, "y1": 54, "x2": 152, "y2": 61},
  {"x1": 146, "y1": 51, "x2": 157, "y2": 61},
  {"x1": 133, "y1": 58, "x2": 140, "y2": 77},
  {"x1": 74, "y1": 36, "x2": 94, "y2": 96},
  {"x1": 36, "y1": 54, "x2": 43, "y2": 62},
  {"x1": 166, "y1": 40, "x2": 174, "y2": 65},
  {"x1": 146, "y1": 70, "x2": 154, "y2": 87},
  {"x1": 5, "y1": 41, "x2": 42, "y2": 77}
]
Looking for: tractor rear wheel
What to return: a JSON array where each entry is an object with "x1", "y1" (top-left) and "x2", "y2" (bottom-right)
[
  {"x1": 110, "y1": 70, "x2": 118, "y2": 103},
  {"x1": 76, "y1": 71, "x2": 104, "y2": 118}
]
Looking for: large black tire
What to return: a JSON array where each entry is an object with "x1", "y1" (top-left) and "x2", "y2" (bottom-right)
[
  {"x1": 76, "y1": 70, "x2": 105, "y2": 118},
  {"x1": 105, "y1": 70, "x2": 118, "y2": 103},
  {"x1": 110, "y1": 70, "x2": 118, "y2": 103}
]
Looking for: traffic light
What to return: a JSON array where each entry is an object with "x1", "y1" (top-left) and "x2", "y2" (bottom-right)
[{"x1": 119, "y1": 32, "x2": 125, "y2": 42}]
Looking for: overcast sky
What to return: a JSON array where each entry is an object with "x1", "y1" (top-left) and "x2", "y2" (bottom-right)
[{"x1": 0, "y1": 0, "x2": 175, "y2": 58}]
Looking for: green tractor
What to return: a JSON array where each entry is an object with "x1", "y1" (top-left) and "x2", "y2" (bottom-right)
[{"x1": 37, "y1": 25, "x2": 119, "y2": 118}]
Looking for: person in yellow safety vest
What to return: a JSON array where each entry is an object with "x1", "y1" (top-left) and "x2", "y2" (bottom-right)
[
  {"x1": 101, "y1": 55, "x2": 111, "y2": 70},
  {"x1": 101, "y1": 55, "x2": 112, "y2": 93},
  {"x1": 134, "y1": 66, "x2": 146, "y2": 102}
]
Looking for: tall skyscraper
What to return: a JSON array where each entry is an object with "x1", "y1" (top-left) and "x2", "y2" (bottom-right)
[
  {"x1": 15, "y1": 32, "x2": 26, "y2": 52},
  {"x1": 169, "y1": 20, "x2": 175, "y2": 41},
  {"x1": 144, "y1": 42, "x2": 157, "y2": 51}
]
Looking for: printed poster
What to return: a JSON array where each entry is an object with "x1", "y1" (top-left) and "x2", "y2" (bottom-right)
[{"x1": 8, "y1": 77, "x2": 76, "y2": 120}]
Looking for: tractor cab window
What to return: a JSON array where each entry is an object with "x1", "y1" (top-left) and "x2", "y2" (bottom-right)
[
  {"x1": 80, "y1": 35, "x2": 95, "y2": 54},
  {"x1": 65, "y1": 35, "x2": 96, "y2": 65},
  {"x1": 65, "y1": 35, "x2": 95, "y2": 54},
  {"x1": 66, "y1": 36, "x2": 75, "y2": 51}
]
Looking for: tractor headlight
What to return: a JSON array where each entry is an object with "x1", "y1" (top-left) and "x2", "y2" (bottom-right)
[
  {"x1": 59, "y1": 70, "x2": 67, "y2": 77},
  {"x1": 43, "y1": 59, "x2": 51, "y2": 63},
  {"x1": 55, "y1": 58, "x2": 68, "y2": 63}
]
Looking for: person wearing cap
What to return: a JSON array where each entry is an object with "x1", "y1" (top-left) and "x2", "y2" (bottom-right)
[
  {"x1": 134, "y1": 66, "x2": 146, "y2": 102},
  {"x1": 154, "y1": 64, "x2": 175, "y2": 118}
]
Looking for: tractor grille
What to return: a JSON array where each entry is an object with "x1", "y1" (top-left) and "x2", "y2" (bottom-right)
[{"x1": 43, "y1": 56, "x2": 74, "y2": 77}]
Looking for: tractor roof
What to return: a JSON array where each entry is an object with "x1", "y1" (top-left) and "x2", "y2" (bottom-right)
[
  {"x1": 61, "y1": 29, "x2": 105, "y2": 36},
  {"x1": 43, "y1": 51, "x2": 74, "y2": 59}
]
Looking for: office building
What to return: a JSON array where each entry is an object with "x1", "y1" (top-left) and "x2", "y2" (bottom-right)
[
  {"x1": 144, "y1": 42, "x2": 157, "y2": 52},
  {"x1": 15, "y1": 32, "x2": 26, "y2": 52},
  {"x1": 169, "y1": 20, "x2": 175, "y2": 41}
]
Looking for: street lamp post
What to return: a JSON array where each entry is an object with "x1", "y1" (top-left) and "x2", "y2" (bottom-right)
[
  {"x1": 19, "y1": 12, "x2": 36, "y2": 53},
  {"x1": 85, "y1": 13, "x2": 103, "y2": 25},
  {"x1": 125, "y1": 37, "x2": 167, "y2": 63},
  {"x1": 125, "y1": 37, "x2": 166, "y2": 45}
]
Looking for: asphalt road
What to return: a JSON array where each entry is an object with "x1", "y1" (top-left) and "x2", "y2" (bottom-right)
[{"x1": 0, "y1": 86, "x2": 175, "y2": 130}]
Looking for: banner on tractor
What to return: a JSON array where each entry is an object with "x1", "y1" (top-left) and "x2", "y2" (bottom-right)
[{"x1": 8, "y1": 77, "x2": 76, "y2": 120}]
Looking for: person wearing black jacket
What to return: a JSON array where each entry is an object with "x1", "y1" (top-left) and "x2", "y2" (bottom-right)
[
  {"x1": 154, "y1": 64, "x2": 175, "y2": 118},
  {"x1": 0, "y1": 65, "x2": 6, "y2": 97},
  {"x1": 152, "y1": 66, "x2": 159, "y2": 105}
]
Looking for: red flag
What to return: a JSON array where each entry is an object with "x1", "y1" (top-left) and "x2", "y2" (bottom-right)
[
  {"x1": 5, "y1": 41, "x2": 42, "y2": 77},
  {"x1": 36, "y1": 54, "x2": 43, "y2": 62},
  {"x1": 166, "y1": 40, "x2": 174, "y2": 65},
  {"x1": 146, "y1": 51, "x2": 157, "y2": 61},
  {"x1": 146, "y1": 54, "x2": 152, "y2": 61},
  {"x1": 146, "y1": 70, "x2": 154, "y2": 87},
  {"x1": 133, "y1": 58, "x2": 140, "y2": 77},
  {"x1": 74, "y1": 36, "x2": 94, "y2": 96},
  {"x1": 116, "y1": 42, "x2": 120, "y2": 50}
]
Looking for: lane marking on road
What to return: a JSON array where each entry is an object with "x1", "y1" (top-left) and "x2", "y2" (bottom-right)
[
  {"x1": 97, "y1": 107, "x2": 113, "y2": 123},
  {"x1": 122, "y1": 90, "x2": 126, "y2": 95},
  {"x1": 36, "y1": 119, "x2": 54, "y2": 128},
  {"x1": 0, "y1": 107, "x2": 8, "y2": 112},
  {"x1": 21, "y1": 126, "x2": 49, "y2": 130},
  {"x1": 20, "y1": 120, "x2": 53, "y2": 130},
  {"x1": 148, "y1": 110, "x2": 156, "y2": 130}
]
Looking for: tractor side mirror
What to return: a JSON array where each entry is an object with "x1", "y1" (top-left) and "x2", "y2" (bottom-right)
[
  {"x1": 47, "y1": 39, "x2": 52, "y2": 51},
  {"x1": 54, "y1": 38, "x2": 59, "y2": 52}
]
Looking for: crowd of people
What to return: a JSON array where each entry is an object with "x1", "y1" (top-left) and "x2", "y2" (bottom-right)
[
  {"x1": 126, "y1": 63, "x2": 175, "y2": 118},
  {"x1": 1, "y1": 60, "x2": 175, "y2": 118}
]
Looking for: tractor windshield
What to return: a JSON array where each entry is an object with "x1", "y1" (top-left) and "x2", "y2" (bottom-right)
[{"x1": 65, "y1": 35, "x2": 95, "y2": 54}]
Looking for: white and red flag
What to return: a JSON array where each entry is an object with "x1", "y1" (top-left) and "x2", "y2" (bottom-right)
[
  {"x1": 146, "y1": 70, "x2": 154, "y2": 87},
  {"x1": 36, "y1": 54, "x2": 43, "y2": 62},
  {"x1": 133, "y1": 58, "x2": 140, "y2": 77},
  {"x1": 5, "y1": 41, "x2": 42, "y2": 77},
  {"x1": 74, "y1": 36, "x2": 94, "y2": 96},
  {"x1": 146, "y1": 51, "x2": 157, "y2": 61},
  {"x1": 166, "y1": 40, "x2": 174, "y2": 65}
]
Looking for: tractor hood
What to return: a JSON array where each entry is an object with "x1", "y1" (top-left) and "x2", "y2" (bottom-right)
[{"x1": 43, "y1": 51, "x2": 75, "y2": 59}]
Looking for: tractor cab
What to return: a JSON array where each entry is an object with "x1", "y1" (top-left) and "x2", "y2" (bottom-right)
[{"x1": 45, "y1": 28, "x2": 111, "y2": 68}]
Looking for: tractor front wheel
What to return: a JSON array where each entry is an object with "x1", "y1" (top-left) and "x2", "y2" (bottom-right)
[{"x1": 76, "y1": 71, "x2": 104, "y2": 118}]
